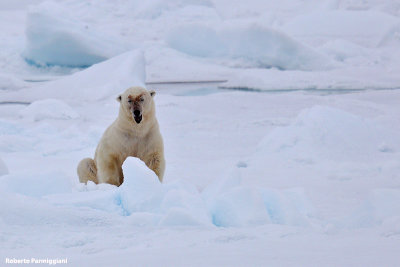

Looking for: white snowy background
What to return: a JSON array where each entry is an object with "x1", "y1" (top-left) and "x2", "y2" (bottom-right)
[{"x1": 1, "y1": 0, "x2": 400, "y2": 266}]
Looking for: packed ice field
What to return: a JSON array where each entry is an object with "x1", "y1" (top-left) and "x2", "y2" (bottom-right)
[{"x1": 1, "y1": 0, "x2": 400, "y2": 266}]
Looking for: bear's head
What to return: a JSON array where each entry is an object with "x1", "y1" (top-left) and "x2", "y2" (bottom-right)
[{"x1": 117, "y1": 86, "x2": 156, "y2": 124}]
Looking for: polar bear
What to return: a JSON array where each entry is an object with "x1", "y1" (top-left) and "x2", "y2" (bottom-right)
[{"x1": 77, "y1": 86, "x2": 165, "y2": 186}]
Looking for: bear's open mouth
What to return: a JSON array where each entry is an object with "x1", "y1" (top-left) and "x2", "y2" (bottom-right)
[{"x1": 134, "y1": 115, "x2": 142, "y2": 124}]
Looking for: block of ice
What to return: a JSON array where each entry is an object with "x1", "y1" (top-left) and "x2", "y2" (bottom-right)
[
  {"x1": 167, "y1": 22, "x2": 332, "y2": 70},
  {"x1": 24, "y1": 1, "x2": 125, "y2": 67}
]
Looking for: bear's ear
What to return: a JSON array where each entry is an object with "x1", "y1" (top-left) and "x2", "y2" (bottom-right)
[
  {"x1": 149, "y1": 90, "x2": 156, "y2": 97},
  {"x1": 116, "y1": 95, "x2": 122, "y2": 102}
]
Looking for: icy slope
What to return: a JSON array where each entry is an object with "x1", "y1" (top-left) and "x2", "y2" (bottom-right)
[{"x1": 2, "y1": 49, "x2": 145, "y2": 103}]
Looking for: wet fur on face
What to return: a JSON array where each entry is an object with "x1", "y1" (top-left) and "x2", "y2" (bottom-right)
[{"x1": 117, "y1": 87, "x2": 156, "y2": 125}]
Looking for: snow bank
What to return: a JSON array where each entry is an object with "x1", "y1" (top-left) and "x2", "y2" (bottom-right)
[
  {"x1": 203, "y1": 171, "x2": 314, "y2": 227},
  {"x1": 2, "y1": 103, "x2": 397, "y2": 229},
  {"x1": 46, "y1": 158, "x2": 210, "y2": 226},
  {"x1": 3, "y1": 49, "x2": 146, "y2": 103},
  {"x1": 167, "y1": 22, "x2": 332, "y2": 70},
  {"x1": 19, "y1": 99, "x2": 79, "y2": 121},
  {"x1": 118, "y1": 158, "x2": 163, "y2": 215},
  {"x1": 348, "y1": 189, "x2": 400, "y2": 229},
  {"x1": 121, "y1": 158, "x2": 315, "y2": 227},
  {"x1": 320, "y1": 39, "x2": 372, "y2": 63},
  {"x1": 0, "y1": 157, "x2": 314, "y2": 228},
  {"x1": 240, "y1": 105, "x2": 400, "y2": 228},
  {"x1": 24, "y1": 1, "x2": 125, "y2": 67},
  {"x1": 119, "y1": 158, "x2": 211, "y2": 226},
  {"x1": 256, "y1": 105, "x2": 398, "y2": 163}
]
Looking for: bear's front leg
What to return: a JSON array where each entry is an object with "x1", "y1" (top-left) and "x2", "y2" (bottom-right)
[
  {"x1": 96, "y1": 154, "x2": 123, "y2": 186},
  {"x1": 144, "y1": 152, "x2": 165, "y2": 182}
]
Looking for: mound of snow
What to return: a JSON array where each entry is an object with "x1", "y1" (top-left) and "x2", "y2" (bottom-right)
[
  {"x1": 119, "y1": 157, "x2": 164, "y2": 215},
  {"x1": 48, "y1": 158, "x2": 210, "y2": 226},
  {"x1": 27, "y1": 157, "x2": 315, "y2": 228},
  {"x1": 167, "y1": 22, "x2": 332, "y2": 70},
  {"x1": 240, "y1": 105, "x2": 400, "y2": 227},
  {"x1": 19, "y1": 99, "x2": 79, "y2": 121},
  {"x1": 119, "y1": 157, "x2": 211, "y2": 226},
  {"x1": 320, "y1": 39, "x2": 373, "y2": 63},
  {"x1": 122, "y1": 158, "x2": 315, "y2": 227},
  {"x1": 256, "y1": 105, "x2": 398, "y2": 163},
  {"x1": 202, "y1": 170, "x2": 314, "y2": 227},
  {"x1": 349, "y1": 189, "x2": 400, "y2": 229},
  {"x1": 24, "y1": 1, "x2": 125, "y2": 67},
  {"x1": 210, "y1": 186, "x2": 271, "y2": 227},
  {"x1": 2, "y1": 49, "x2": 145, "y2": 103},
  {"x1": 282, "y1": 10, "x2": 399, "y2": 47}
]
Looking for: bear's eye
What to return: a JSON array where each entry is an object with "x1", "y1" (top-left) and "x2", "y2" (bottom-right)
[
  {"x1": 140, "y1": 97, "x2": 144, "y2": 102},
  {"x1": 128, "y1": 99, "x2": 132, "y2": 103}
]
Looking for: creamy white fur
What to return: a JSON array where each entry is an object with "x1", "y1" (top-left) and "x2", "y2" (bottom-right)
[{"x1": 77, "y1": 86, "x2": 165, "y2": 185}]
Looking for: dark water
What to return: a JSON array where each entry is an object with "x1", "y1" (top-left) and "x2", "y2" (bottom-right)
[
  {"x1": 2, "y1": 81, "x2": 398, "y2": 106},
  {"x1": 148, "y1": 81, "x2": 391, "y2": 97}
]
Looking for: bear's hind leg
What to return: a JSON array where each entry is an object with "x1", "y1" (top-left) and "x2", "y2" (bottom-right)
[
  {"x1": 77, "y1": 158, "x2": 98, "y2": 184},
  {"x1": 96, "y1": 155, "x2": 123, "y2": 186}
]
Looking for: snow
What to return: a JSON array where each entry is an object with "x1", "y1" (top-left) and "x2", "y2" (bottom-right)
[
  {"x1": 0, "y1": 74, "x2": 29, "y2": 91},
  {"x1": 19, "y1": 99, "x2": 79, "y2": 121},
  {"x1": 1, "y1": 0, "x2": 400, "y2": 266},
  {"x1": 256, "y1": 106, "x2": 398, "y2": 162},
  {"x1": 240, "y1": 105, "x2": 400, "y2": 227},
  {"x1": 0, "y1": 157, "x2": 8, "y2": 176},
  {"x1": 0, "y1": 171, "x2": 71, "y2": 198},
  {"x1": 370, "y1": 189, "x2": 400, "y2": 225}
]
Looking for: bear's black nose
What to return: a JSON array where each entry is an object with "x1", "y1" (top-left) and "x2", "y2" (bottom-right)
[{"x1": 133, "y1": 110, "x2": 141, "y2": 116}]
